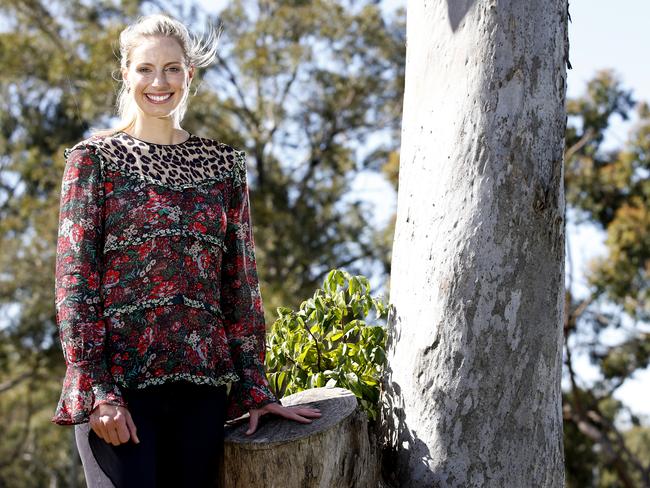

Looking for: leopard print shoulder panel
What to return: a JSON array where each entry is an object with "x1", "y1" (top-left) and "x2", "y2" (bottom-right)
[{"x1": 64, "y1": 131, "x2": 247, "y2": 191}]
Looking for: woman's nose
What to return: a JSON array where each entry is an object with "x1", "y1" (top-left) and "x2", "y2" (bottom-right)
[{"x1": 151, "y1": 71, "x2": 169, "y2": 87}]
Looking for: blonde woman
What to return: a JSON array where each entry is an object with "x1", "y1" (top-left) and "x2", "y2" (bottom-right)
[{"x1": 51, "y1": 13, "x2": 320, "y2": 488}]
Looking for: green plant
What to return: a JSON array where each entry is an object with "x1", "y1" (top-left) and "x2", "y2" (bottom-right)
[{"x1": 265, "y1": 269, "x2": 388, "y2": 421}]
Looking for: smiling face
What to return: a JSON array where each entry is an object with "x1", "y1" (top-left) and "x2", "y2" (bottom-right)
[{"x1": 122, "y1": 35, "x2": 194, "y2": 123}]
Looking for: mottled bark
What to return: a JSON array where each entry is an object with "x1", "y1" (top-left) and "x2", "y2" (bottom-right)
[{"x1": 378, "y1": 0, "x2": 568, "y2": 486}]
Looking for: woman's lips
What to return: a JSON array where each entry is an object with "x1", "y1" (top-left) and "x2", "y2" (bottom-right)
[{"x1": 145, "y1": 93, "x2": 173, "y2": 104}]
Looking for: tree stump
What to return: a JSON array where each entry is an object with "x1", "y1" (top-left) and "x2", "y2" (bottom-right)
[{"x1": 218, "y1": 386, "x2": 380, "y2": 488}]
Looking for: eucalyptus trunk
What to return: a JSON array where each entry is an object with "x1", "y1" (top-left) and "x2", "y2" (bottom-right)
[{"x1": 379, "y1": 1, "x2": 568, "y2": 486}]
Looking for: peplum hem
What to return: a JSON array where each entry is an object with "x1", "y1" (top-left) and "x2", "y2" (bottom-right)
[{"x1": 113, "y1": 371, "x2": 240, "y2": 391}]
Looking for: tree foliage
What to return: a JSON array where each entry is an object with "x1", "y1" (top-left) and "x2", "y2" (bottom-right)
[{"x1": 0, "y1": 0, "x2": 404, "y2": 485}]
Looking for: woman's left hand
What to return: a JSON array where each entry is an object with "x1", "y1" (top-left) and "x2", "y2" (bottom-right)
[{"x1": 246, "y1": 402, "x2": 322, "y2": 435}]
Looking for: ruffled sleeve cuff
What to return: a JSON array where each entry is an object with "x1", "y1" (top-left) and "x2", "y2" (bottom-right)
[
  {"x1": 51, "y1": 361, "x2": 126, "y2": 426},
  {"x1": 226, "y1": 374, "x2": 281, "y2": 422}
]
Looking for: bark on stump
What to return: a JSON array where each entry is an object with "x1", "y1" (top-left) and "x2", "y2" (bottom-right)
[{"x1": 218, "y1": 386, "x2": 380, "y2": 488}]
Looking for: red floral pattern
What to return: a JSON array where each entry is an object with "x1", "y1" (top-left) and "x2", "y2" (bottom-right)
[{"x1": 52, "y1": 133, "x2": 279, "y2": 425}]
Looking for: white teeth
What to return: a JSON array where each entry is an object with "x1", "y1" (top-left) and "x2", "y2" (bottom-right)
[{"x1": 146, "y1": 93, "x2": 172, "y2": 102}]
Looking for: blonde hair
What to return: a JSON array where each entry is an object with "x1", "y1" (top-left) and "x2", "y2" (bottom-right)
[{"x1": 91, "y1": 13, "x2": 222, "y2": 137}]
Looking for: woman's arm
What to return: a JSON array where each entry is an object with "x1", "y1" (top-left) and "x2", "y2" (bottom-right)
[
  {"x1": 51, "y1": 144, "x2": 126, "y2": 426},
  {"x1": 221, "y1": 151, "x2": 280, "y2": 421}
]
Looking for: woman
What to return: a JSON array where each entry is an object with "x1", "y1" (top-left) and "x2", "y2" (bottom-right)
[{"x1": 52, "y1": 13, "x2": 321, "y2": 488}]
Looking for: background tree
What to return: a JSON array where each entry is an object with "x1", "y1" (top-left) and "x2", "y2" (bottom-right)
[
  {"x1": 0, "y1": 0, "x2": 404, "y2": 485},
  {"x1": 378, "y1": 1, "x2": 568, "y2": 486},
  {"x1": 204, "y1": 0, "x2": 405, "y2": 310},
  {"x1": 562, "y1": 70, "x2": 650, "y2": 488}
]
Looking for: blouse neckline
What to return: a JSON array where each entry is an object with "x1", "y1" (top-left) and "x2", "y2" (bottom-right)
[{"x1": 117, "y1": 130, "x2": 195, "y2": 147}]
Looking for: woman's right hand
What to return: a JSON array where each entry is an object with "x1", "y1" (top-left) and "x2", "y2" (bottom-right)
[{"x1": 89, "y1": 403, "x2": 140, "y2": 446}]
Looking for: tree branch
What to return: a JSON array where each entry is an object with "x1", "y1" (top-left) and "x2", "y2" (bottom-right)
[
  {"x1": 0, "y1": 370, "x2": 34, "y2": 395},
  {"x1": 564, "y1": 127, "x2": 596, "y2": 162}
]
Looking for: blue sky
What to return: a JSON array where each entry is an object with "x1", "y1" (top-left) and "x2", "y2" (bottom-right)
[
  {"x1": 195, "y1": 0, "x2": 650, "y2": 420},
  {"x1": 567, "y1": 0, "x2": 650, "y2": 103}
]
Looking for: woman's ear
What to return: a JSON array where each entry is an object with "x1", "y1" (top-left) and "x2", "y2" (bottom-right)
[{"x1": 188, "y1": 65, "x2": 195, "y2": 85}]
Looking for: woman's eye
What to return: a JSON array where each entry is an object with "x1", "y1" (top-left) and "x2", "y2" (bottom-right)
[{"x1": 137, "y1": 67, "x2": 179, "y2": 73}]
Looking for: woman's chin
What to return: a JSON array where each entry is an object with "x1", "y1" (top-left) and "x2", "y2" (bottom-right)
[{"x1": 136, "y1": 104, "x2": 178, "y2": 118}]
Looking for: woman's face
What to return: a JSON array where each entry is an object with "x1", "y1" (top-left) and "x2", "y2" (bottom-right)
[{"x1": 122, "y1": 36, "x2": 194, "y2": 121}]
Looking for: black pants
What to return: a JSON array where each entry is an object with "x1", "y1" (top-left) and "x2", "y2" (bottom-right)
[{"x1": 87, "y1": 381, "x2": 227, "y2": 488}]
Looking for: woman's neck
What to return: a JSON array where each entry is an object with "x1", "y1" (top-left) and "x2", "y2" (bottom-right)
[{"x1": 126, "y1": 119, "x2": 189, "y2": 145}]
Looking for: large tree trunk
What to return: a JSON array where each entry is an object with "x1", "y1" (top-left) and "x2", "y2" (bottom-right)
[{"x1": 378, "y1": 1, "x2": 568, "y2": 486}]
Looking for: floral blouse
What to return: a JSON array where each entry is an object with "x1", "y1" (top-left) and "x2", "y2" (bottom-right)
[{"x1": 51, "y1": 130, "x2": 279, "y2": 425}]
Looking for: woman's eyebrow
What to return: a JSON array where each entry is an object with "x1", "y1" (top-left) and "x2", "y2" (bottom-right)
[{"x1": 136, "y1": 61, "x2": 182, "y2": 66}]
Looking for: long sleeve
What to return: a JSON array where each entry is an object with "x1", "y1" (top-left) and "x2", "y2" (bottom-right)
[
  {"x1": 221, "y1": 151, "x2": 280, "y2": 421},
  {"x1": 51, "y1": 145, "x2": 126, "y2": 426}
]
